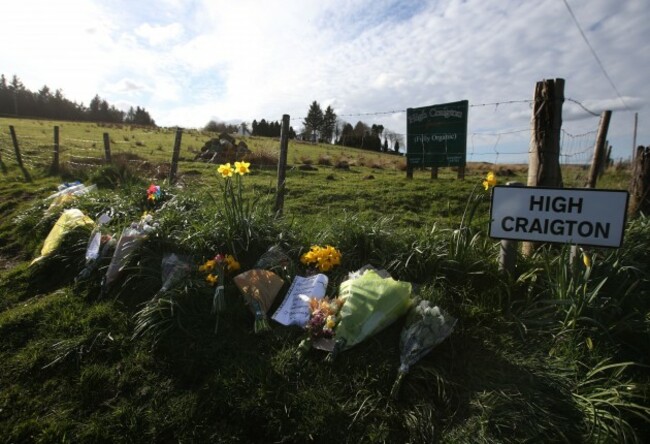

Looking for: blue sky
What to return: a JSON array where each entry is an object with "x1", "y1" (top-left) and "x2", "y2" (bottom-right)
[{"x1": 1, "y1": 0, "x2": 648, "y2": 163}]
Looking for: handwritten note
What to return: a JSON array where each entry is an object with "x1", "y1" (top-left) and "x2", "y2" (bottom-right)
[{"x1": 272, "y1": 274, "x2": 328, "y2": 327}]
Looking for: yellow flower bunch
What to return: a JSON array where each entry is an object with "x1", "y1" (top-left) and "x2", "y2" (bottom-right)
[
  {"x1": 301, "y1": 245, "x2": 342, "y2": 272},
  {"x1": 218, "y1": 161, "x2": 250, "y2": 178},
  {"x1": 199, "y1": 254, "x2": 241, "y2": 286},
  {"x1": 199, "y1": 258, "x2": 217, "y2": 274},
  {"x1": 482, "y1": 171, "x2": 497, "y2": 190},
  {"x1": 222, "y1": 254, "x2": 241, "y2": 272},
  {"x1": 205, "y1": 273, "x2": 218, "y2": 286}
]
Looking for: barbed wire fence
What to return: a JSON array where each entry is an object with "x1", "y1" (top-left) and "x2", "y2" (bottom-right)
[
  {"x1": 1, "y1": 97, "x2": 605, "y2": 183},
  {"x1": 0, "y1": 122, "x2": 185, "y2": 181},
  {"x1": 288, "y1": 97, "x2": 602, "y2": 166}
]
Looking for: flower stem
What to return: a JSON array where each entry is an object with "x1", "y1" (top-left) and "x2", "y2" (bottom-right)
[{"x1": 390, "y1": 370, "x2": 407, "y2": 400}]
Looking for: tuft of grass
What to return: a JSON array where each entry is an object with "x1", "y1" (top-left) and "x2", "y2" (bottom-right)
[{"x1": 573, "y1": 359, "x2": 650, "y2": 443}]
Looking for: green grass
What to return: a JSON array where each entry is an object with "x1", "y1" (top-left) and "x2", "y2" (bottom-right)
[{"x1": 0, "y1": 117, "x2": 648, "y2": 443}]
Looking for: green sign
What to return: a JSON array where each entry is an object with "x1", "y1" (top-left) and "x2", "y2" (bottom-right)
[{"x1": 406, "y1": 100, "x2": 468, "y2": 167}]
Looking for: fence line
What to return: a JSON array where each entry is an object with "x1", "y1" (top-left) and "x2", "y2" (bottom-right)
[
  {"x1": 0, "y1": 94, "x2": 608, "y2": 183},
  {"x1": 1, "y1": 123, "x2": 603, "y2": 174},
  {"x1": 286, "y1": 97, "x2": 600, "y2": 123}
]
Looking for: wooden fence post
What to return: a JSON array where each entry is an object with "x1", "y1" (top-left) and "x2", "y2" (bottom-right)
[
  {"x1": 168, "y1": 127, "x2": 183, "y2": 184},
  {"x1": 499, "y1": 182, "x2": 524, "y2": 275},
  {"x1": 430, "y1": 166, "x2": 438, "y2": 179},
  {"x1": 632, "y1": 112, "x2": 638, "y2": 160},
  {"x1": 274, "y1": 114, "x2": 290, "y2": 215},
  {"x1": 523, "y1": 78, "x2": 564, "y2": 256},
  {"x1": 628, "y1": 146, "x2": 650, "y2": 219},
  {"x1": 103, "y1": 133, "x2": 112, "y2": 163},
  {"x1": 50, "y1": 125, "x2": 60, "y2": 174},
  {"x1": 0, "y1": 135, "x2": 5, "y2": 174},
  {"x1": 9, "y1": 126, "x2": 24, "y2": 169},
  {"x1": 9, "y1": 125, "x2": 31, "y2": 182},
  {"x1": 568, "y1": 110, "x2": 612, "y2": 266},
  {"x1": 457, "y1": 165, "x2": 465, "y2": 180},
  {"x1": 587, "y1": 111, "x2": 612, "y2": 188}
]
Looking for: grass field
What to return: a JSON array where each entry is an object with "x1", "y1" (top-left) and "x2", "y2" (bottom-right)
[{"x1": 0, "y1": 117, "x2": 648, "y2": 443}]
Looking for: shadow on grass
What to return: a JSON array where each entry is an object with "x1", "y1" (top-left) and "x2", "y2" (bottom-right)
[{"x1": 420, "y1": 332, "x2": 584, "y2": 443}]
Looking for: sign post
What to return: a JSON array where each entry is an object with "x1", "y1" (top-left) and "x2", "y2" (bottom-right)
[
  {"x1": 406, "y1": 100, "x2": 468, "y2": 178},
  {"x1": 489, "y1": 186, "x2": 628, "y2": 248}
]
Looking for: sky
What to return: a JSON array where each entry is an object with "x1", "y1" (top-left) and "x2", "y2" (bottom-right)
[{"x1": 1, "y1": 0, "x2": 648, "y2": 164}]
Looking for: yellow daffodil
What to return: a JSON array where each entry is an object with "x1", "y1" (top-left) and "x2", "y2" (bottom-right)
[
  {"x1": 301, "y1": 245, "x2": 342, "y2": 272},
  {"x1": 218, "y1": 163, "x2": 234, "y2": 178},
  {"x1": 205, "y1": 273, "x2": 218, "y2": 286},
  {"x1": 224, "y1": 254, "x2": 241, "y2": 272},
  {"x1": 199, "y1": 259, "x2": 217, "y2": 273},
  {"x1": 582, "y1": 252, "x2": 591, "y2": 268},
  {"x1": 482, "y1": 171, "x2": 497, "y2": 190},
  {"x1": 234, "y1": 161, "x2": 251, "y2": 175}
]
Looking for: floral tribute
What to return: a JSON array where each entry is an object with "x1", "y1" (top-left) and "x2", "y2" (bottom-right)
[
  {"x1": 305, "y1": 296, "x2": 344, "y2": 339},
  {"x1": 233, "y1": 269, "x2": 284, "y2": 333},
  {"x1": 199, "y1": 253, "x2": 241, "y2": 332},
  {"x1": 300, "y1": 245, "x2": 342, "y2": 272}
]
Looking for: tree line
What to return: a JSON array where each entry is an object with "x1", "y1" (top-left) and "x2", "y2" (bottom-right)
[
  {"x1": 0, "y1": 74, "x2": 156, "y2": 126},
  {"x1": 251, "y1": 119, "x2": 296, "y2": 138},
  {"x1": 301, "y1": 100, "x2": 402, "y2": 153}
]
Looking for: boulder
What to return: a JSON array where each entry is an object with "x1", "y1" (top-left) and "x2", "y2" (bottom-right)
[
  {"x1": 219, "y1": 132, "x2": 236, "y2": 145},
  {"x1": 195, "y1": 135, "x2": 249, "y2": 164}
]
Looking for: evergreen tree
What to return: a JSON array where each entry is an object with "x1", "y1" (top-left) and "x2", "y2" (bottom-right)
[
  {"x1": 0, "y1": 75, "x2": 13, "y2": 115},
  {"x1": 0, "y1": 72, "x2": 154, "y2": 124},
  {"x1": 89, "y1": 94, "x2": 102, "y2": 121},
  {"x1": 303, "y1": 101, "x2": 323, "y2": 142},
  {"x1": 353, "y1": 121, "x2": 369, "y2": 136},
  {"x1": 9, "y1": 75, "x2": 26, "y2": 115},
  {"x1": 321, "y1": 105, "x2": 337, "y2": 143},
  {"x1": 371, "y1": 124, "x2": 383, "y2": 136}
]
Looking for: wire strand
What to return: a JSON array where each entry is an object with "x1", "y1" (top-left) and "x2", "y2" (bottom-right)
[{"x1": 561, "y1": 0, "x2": 629, "y2": 111}]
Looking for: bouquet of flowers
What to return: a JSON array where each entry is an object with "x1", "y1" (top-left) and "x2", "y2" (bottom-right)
[
  {"x1": 157, "y1": 253, "x2": 192, "y2": 297},
  {"x1": 390, "y1": 300, "x2": 457, "y2": 399},
  {"x1": 199, "y1": 253, "x2": 241, "y2": 332},
  {"x1": 44, "y1": 182, "x2": 96, "y2": 216},
  {"x1": 76, "y1": 212, "x2": 113, "y2": 282},
  {"x1": 234, "y1": 269, "x2": 284, "y2": 333},
  {"x1": 101, "y1": 214, "x2": 157, "y2": 296},
  {"x1": 31, "y1": 208, "x2": 95, "y2": 265},
  {"x1": 255, "y1": 245, "x2": 292, "y2": 280},
  {"x1": 328, "y1": 269, "x2": 413, "y2": 360},
  {"x1": 300, "y1": 245, "x2": 342, "y2": 273},
  {"x1": 296, "y1": 295, "x2": 344, "y2": 356}
]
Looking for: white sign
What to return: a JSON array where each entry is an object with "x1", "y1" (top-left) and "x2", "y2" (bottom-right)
[
  {"x1": 272, "y1": 274, "x2": 328, "y2": 327},
  {"x1": 489, "y1": 186, "x2": 628, "y2": 248}
]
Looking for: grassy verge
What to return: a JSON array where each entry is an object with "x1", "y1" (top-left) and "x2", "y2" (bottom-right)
[{"x1": 0, "y1": 120, "x2": 648, "y2": 443}]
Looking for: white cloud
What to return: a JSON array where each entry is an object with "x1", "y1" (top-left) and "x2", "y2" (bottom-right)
[
  {"x1": 135, "y1": 22, "x2": 184, "y2": 46},
  {"x1": 0, "y1": 0, "x2": 648, "y2": 162}
]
